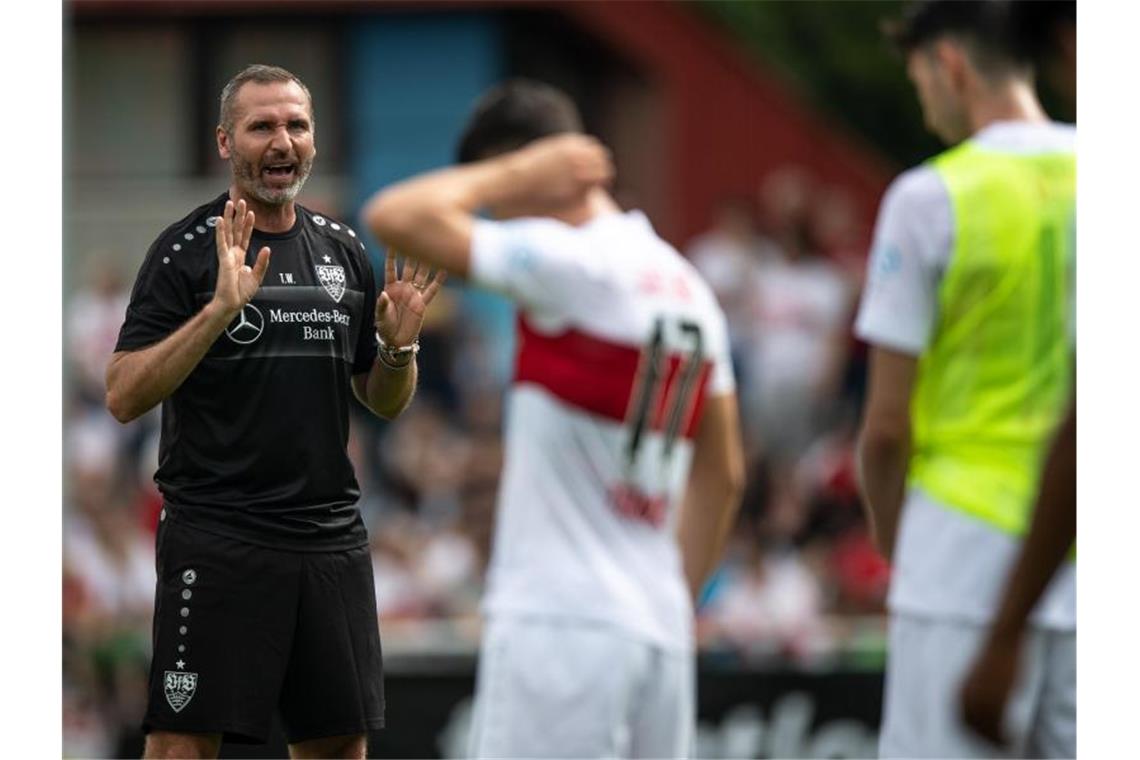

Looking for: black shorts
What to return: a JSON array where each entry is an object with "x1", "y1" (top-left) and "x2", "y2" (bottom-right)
[{"x1": 143, "y1": 516, "x2": 385, "y2": 744}]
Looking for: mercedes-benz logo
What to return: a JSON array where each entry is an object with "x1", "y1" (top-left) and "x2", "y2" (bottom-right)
[{"x1": 225, "y1": 304, "x2": 265, "y2": 345}]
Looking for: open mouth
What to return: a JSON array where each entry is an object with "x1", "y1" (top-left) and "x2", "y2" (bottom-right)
[{"x1": 261, "y1": 163, "x2": 297, "y2": 185}]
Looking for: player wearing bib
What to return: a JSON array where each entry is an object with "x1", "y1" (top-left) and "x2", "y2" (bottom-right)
[
  {"x1": 106, "y1": 65, "x2": 445, "y2": 759},
  {"x1": 857, "y1": 4, "x2": 1075, "y2": 757},
  {"x1": 364, "y1": 80, "x2": 746, "y2": 759}
]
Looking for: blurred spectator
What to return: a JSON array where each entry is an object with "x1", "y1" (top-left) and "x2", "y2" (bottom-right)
[
  {"x1": 63, "y1": 682, "x2": 115, "y2": 759},
  {"x1": 757, "y1": 165, "x2": 815, "y2": 252},
  {"x1": 380, "y1": 397, "x2": 474, "y2": 525},
  {"x1": 417, "y1": 526, "x2": 482, "y2": 617},
  {"x1": 63, "y1": 411, "x2": 155, "y2": 759},
  {"x1": 677, "y1": 168, "x2": 885, "y2": 667},
  {"x1": 794, "y1": 412, "x2": 863, "y2": 540},
  {"x1": 449, "y1": 322, "x2": 512, "y2": 415},
  {"x1": 369, "y1": 510, "x2": 482, "y2": 621},
  {"x1": 130, "y1": 427, "x2": 165, "y2": 534},
  {"x1": 366, "y1": 389, "x2": 500, "y2": 623},
  {"x1": 415, "y1": 282, "x2": 463, "y2": 413},
  {"x1": 453, "y1": 288, "x2": 517, "y2": 408},
  {"x1": 741, "y1": 168, "x2": 855, "y2": 458},
  {"x1": 686, "y1": 197, "x2": 774, "y2": 353},
  {"x1": 67, "y1": 257, "x2": 129, "y2": 408},
  {"x1": 371, "y1": 514, "x2": 438, "y2": 620},
  {"x1": 827, "y1": 531, "x2": 891, "y2": 615},
  {"x1": 63, "y1": 413, "x2": 155, "y2": 629},
  {"x1": 808, "y1": 185, "x2": 873, "y2": 409},
  {"x1": 808, "y1": 185, "x2": 868, "y2": 286},
  {"x1": 795, "y1": 420, "x2": 890, "y2": 614},
  {"x1": 346, "y1": 412, "x2": 388, "y2": 528},
  {"x1": 699, "y1": 530, "x2": 832, "y2": 662}
]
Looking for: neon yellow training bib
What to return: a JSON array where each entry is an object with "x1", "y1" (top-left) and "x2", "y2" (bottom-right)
[{"x1": 908, "y1": 139, "x2": 1075, "y2": 537}]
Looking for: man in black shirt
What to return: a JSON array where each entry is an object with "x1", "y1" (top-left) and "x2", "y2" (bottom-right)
[{"x1": 106, "y1": 64, "x2": 444, "y2": 759}]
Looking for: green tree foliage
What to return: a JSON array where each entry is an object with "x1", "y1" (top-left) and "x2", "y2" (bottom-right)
[{"x1": 691, "y1": 0, "x2": 944, "y2": 169}]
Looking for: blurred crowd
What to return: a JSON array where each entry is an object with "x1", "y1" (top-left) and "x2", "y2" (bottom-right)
[
  {"x1": 685, "y1": 167, "x2": 888, "y2": 659},
  {"x1": 62, "y1": 166, "x2": 888, "y2": 756}
]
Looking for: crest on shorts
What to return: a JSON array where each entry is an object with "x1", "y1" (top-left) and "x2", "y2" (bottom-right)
[
  {"x1": 164, "y1": 670, "x2": 198, "y2": 713},
  {"x1": 315, "y1": 265, "x2": 346, "y2": 303}
]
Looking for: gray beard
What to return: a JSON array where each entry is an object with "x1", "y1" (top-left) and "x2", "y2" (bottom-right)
[{"x1": 231, "y1": 155, "x2": 314, "y2": 206}]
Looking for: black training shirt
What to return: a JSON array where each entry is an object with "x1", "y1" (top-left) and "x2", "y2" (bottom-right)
[{"x1": 115, "y1": 192, "x2": 378, "y2": 551}]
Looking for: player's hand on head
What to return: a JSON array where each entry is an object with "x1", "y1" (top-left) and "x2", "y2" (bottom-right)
[
  {"x1": 212, "y1": 198, "x2": 271, "y2": 316},
  {"x1": 374, "y1": 251, "x2": 447, "y2": 347},
  {"x1": 516, "y1": 133, "x2": 614, "y2": 206}
]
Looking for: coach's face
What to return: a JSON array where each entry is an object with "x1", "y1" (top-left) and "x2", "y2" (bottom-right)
[{"x1": 217, "y1": 80, "x2": 317, "y2": 206}]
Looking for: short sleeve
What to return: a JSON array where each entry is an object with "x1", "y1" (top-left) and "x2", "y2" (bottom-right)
[
  {"x1": 854, "y1": 167, "x2": 954, "y2": 356},
  {"x1": 469, "y1": 218, "x2": 599, "y2": 313},
  {"x1": 352, "y1": 249, "x2": 379, "y2": 375},
  {"x1": 114, "y1": 234, "x2": 199, "y2": 352},
  {"x1": 705, "y1": 304, "x2": 736, "y2": 396}
]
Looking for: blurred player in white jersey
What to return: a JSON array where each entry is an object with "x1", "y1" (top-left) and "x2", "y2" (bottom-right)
[
  {"x1": 364, "y1": 80, "x2": 746, "y2": 759},
  {"x1": 856, "y1": 2, "x2": 1075, "y2": 757}
]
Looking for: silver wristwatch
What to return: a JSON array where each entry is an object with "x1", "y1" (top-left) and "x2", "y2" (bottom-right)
[{"x1": 375, "y1": 332, "x2": 420, "y2": 369}]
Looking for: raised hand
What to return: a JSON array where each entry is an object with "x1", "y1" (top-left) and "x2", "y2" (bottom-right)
[
  {"x1": 375, "y1": 252, "x2": 447, "y2": 348},
  {"x1": 513, "y1": 134, "x2": 614, "y2": 208},
  {"x1": 213, "y1": 198, "x2": 272, "y2": 316}
]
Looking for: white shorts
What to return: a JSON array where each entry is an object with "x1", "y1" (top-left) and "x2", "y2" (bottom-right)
[
  {"x1": 880, "y1": 614, "x2": 1076, "y2": 759},
  {"x1": 468, "y1": 615, "x2": 695, "y2": 759}
]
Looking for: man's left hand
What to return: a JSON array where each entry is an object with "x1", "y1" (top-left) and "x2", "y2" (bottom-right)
[{"x1": 375, "y1": 253, "x2": 447, "y2": 348}]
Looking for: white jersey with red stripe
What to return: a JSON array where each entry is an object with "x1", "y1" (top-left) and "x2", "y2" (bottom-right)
[{"x1": 470, "y1": 210, "x2": 736, "y2": 652}]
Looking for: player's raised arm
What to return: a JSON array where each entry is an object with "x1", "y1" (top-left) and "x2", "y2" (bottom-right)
[
  {"x1": 361, "y1": 133, "x2": 612, "y2": 277},
  {"x1": 106, "y1": 199, "x2": 270, "y2": 423},
  {"x1": 675, "y1": 392, "x2": 747, "y2": 601}
]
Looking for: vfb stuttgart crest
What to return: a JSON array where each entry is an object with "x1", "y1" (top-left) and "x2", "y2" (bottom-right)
[
  {"x1": 315, "y1": 265, "x2": 346, "y2": 303},
  {"x1": 164, "y1": 670, "x2": 198, "y2": 713}
]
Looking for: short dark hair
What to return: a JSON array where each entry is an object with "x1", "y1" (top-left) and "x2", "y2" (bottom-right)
[
  {"x1": 456, "y1": 79, "x2": 583, "y2": 164},
  {"x1": 219, "y1": 64, "x2": 313, "y2": 135},
  {"x1": 885, "y1": 0, "x2": 1034, "y2": 75}
]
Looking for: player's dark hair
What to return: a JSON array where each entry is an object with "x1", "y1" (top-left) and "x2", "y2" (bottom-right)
[
  {"x1": 884, "y1": 0, "x2": 1034, "y2": 78},
  {"x1": 456, "y1": 79, "x2": 584, "y2": 164},
  {"x1": 219, "y1": 64, "x2": 314, "y2": 136}
]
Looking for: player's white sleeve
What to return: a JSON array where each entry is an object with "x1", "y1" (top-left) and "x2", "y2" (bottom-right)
[
  {"x1": 854, "y1": 166, "x2": 954, "y2": 356},
  {"x1": 706, "y1": 304, "x2": 736, "y2": 396},
  {"x1": 469, "y1": 217, "x2": 602, "y2": 314}
]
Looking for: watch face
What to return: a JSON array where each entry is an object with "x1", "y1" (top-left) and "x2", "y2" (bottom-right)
[
  {"x1": 377, "y1": 350, "x2": 413, "y2": 369},
  {"x1": 375, "y1": 329, "x2": 419, "y2": 364}
]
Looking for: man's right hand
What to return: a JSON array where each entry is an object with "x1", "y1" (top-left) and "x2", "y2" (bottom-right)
[
  {"x1": 509, "y1": 134, "x2": 614, "y2": 209},
  {"x1": 213, "y1": 198, "x2": 271, "y2": 316}
]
